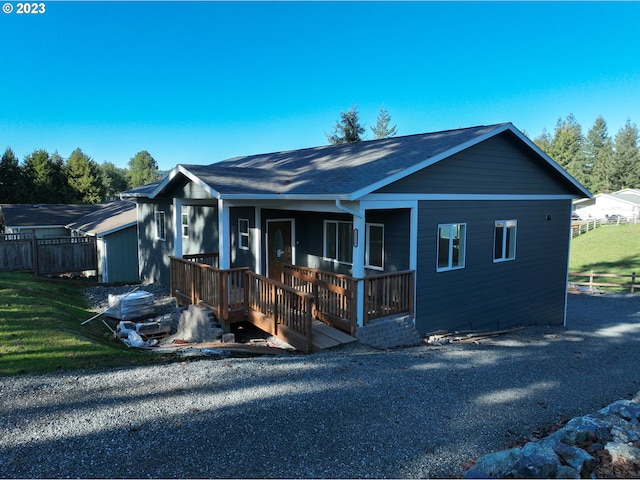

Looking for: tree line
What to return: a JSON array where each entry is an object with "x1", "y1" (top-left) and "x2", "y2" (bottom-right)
[
  {"x1": 2, "y1": 110, "x2": 637, "y2": 205},
  {"x1": 0, "y1": 148, "x2": 162, "y2": 204},
  {"x1": 532, "y1": 114, "x2": 640, "y2": 194}
]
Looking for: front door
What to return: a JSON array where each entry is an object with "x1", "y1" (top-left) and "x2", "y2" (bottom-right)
[{"x1": 267, "y1": 220, "x2": 293, "y2": 281}]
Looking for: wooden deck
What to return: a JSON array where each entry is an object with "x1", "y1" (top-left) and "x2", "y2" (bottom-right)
[{"x1": 311, "y1": 319, "x2": 357, "y2": 352}]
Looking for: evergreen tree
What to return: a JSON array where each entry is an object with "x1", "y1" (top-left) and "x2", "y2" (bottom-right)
[
  {"x1": 548, "y1": 114, "x2": 588, "y2": 186},
  {"x1": 67, "y1": 148, "x2": 104, "y2": 203},
  {"x1": 0, "y1": 147, "x2": 26, "y2": 203},
  {"x1": 612, "y1": 119, "x2": 640, "y2": 190},
  {"x1": 100, "y1": 161, "x2": 129, "y2": 200},
  {"x1": 23, "y1": 150, "x2": 58, "y2": 203},
  {"x1": 126, "y1": 150, "x2": 160, "y2": 188},
  {"x1": 327, "y1": 105, "x2": 366, "y2": 144},
  {"x1": 585, "y1": 116, "x2": 614, "y2": 193},
  {"x1": 370, "y1": 107, "x2": 398, "y2": 139},
  {"x1": 533, "y1": 129, "x2": 552, "y2": 154}
]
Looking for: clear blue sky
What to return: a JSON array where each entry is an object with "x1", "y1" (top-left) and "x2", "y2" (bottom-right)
[{"x1": 1, "y1": 1, "x2": 639, "y2": 171}]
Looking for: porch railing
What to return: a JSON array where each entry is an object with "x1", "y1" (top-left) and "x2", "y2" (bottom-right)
[
  {"x1": 183, "y1": 252, "x2": 219, "y2": 268},
  {"x1": 282, "y1": 265, "x2": 358, "y2": 334},
  {"x1": 245, "y1": 271, "x2": 314, "y2": 353},
  {"x1": 169, "y1": 256, "x2": 247, "y2": 322},
  {"x1": 364, "y1": 270, "x2": 415, "y2": 325}
]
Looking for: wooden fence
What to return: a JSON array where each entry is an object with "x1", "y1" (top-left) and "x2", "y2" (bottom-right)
[
  {"x1": 0, "y1": 234, "x2": 97, "y2": 275},
  {"x1": 569, "y1": 271, "x2": 639, "y2": 293}
]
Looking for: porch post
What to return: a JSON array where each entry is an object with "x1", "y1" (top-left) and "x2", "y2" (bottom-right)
[
  {"x1": 218, "y1": 199, "x2": 230, "y2": 269},
  {"x1": 173, "y1": 198, "x2": 183, "y2": 257},
  {"x1": 352, "y1": 214, "x2": 366, "y2": 328}
]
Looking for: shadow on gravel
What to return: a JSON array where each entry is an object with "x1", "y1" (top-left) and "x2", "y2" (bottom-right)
[{"x1": 1, "y1": 294, "x2": 639, "y2": 478}]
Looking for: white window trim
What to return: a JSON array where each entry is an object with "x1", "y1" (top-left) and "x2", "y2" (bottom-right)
[
  {"x1": 436, "y1": 223, "x2": 466, "y2": 272},
  {"x1": 494, "y1": 219, "x2": 517, "y2": 263},
  {"x1": 181, "y1": 212, "x2": 189, "y2": 238},
  {"x1": 238, "y1": 218, "x2": 250, "y2": 251},
  {"x1": 323, "y1": 219, "x2": 354, "y2": 266},
  {"x1": 155, "y1": 210, "x2": 166, "y2": 241},
  {"x1": 365, "y1": 223, "x2": 384, "y2": 271}
]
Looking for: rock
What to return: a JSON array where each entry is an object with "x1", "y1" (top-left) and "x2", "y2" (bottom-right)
[
  {"x1": 465, "y1": 448, "x2": 521, "y2": 478},
  {"x1": 553, "y1": 441, "x2": 597, "y2": 475},
  {"x1": 599, "y1": 400, "x2": 640, "y2": 422},
  {"x1": 515, "y1": 442, "x2": 559, "y2": 478},
  {"x1": 464, "y1": 392, "x2": 640, "y2": 479},
  {"x1": 606, "y1": 442, "x2": 640, "y2": 465}
]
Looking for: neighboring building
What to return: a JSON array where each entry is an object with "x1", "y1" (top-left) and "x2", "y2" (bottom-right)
[
  {"x1": 66, "y1": 200, "x2": 139, "y2": 283},
  {"x1": 122, "y1": 123, "x2": 591, "y2": 335},
  {"x1": 573, "y1": 188, "x2": 640, "y2": 221},
  {"x1": 0, "y1": 204, "x2": 95, "y2": 238}
]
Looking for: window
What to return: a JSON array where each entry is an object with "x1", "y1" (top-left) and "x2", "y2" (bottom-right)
[
  {"x1": 366, "y1": 223, "x2": 384, "y2": 270},
  {"x1": 324, "y1": 220, "x2": 353, "y2": 264},
  {"x1": 181, "y1": 213, "x2": 189, "y2": 238},
  {"x1": 494, "y1": 220, "x2": 517, "y2": 262},
  {"x1": 155, "y1": 211, "x2": 166, "y2": 241},
  {"x1": 437, "y1": 223, "x2": 466, "y2": 271},
  {"x1": 238, "y1": 218, "x2": 250, "y2": 250}
]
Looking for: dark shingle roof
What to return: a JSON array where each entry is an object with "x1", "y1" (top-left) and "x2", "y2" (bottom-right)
[
  {"x1": 65, "y1": 201, "x2": 136, "y2": 236},
  {"x1": 134, "y1": 123, "x2": 590, "y2": 200},
  {"x1": 184, "y1": 124, "x2": 510, "y2": 197},
  {"x1": 0, "y1": 204, "x2": 96, "y2": 227}
]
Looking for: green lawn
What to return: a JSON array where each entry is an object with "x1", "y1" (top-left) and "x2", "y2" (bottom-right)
[
  {"x1": 569, "y1": 223, "x2": 640, "y2": 289},
  {"x1": 0, "y1": 272, "x2": 158, "y2": 376}
]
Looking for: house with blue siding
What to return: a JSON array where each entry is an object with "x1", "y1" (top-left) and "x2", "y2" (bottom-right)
[{"x1": 123, "y1": 123, "x2": 591, "y2": 337}]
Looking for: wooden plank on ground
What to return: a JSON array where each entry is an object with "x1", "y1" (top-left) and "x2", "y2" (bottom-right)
[{"x1": 311, "y1": 319, "x2": 357, "y2": 351}]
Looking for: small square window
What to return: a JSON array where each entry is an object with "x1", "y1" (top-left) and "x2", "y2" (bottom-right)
[
  {"x1": 239, "y1": 218, "x2": 250, "y2": 250},
  {"x1": 437, "y1": 223, "x2": 466, "y2": 271},
  {"x1": 494, "y1": 220, "x2": 517, "y2": 262}
]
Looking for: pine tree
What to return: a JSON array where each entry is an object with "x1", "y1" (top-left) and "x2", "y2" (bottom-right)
[
  {"x1": 126, "y1": 150, "x2": 160, "y2": 188},
  {"x1": 67, "y1": 148, "x2": 104, "y2": 203},
  {"x1": 0, "y1": 147, "x2": 26, "y2": 203},
  {"x1": 327, "y1": 105, "x2": 366, "y2": 144},
  {"x1": 549, "y1": 114, "x2": 588, "y2": 186},
  {"x1": 100, "y1": 161, "x2": 129, "y2": 200},
  {"x1": 533, "y1": 129, "x2": 552, "y2": 154},
  {"x1": 370, "y1": 107, "x2": 398, "y2": 139},
  {"x1": 585, "y1": 116, "x2": 614, "y2": 193},
  {"x1": 612, "y1": 119, "x2": 640, "y2": 190}
]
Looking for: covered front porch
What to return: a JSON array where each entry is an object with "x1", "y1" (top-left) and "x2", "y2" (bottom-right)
[{"x1": 169, "y1": 255, "x2": 414, "y2": 353}]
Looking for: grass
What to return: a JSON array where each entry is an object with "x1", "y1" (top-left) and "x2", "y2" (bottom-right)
[
  {"x1": 569, "y1": 223, "x2": 640, "y2": 289},
  {"x1": 0, "y1": 272, "x2": 159, "y2": 377}
]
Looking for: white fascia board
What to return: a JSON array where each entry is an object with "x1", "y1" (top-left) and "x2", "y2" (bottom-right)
[
  {"x1": 150, "y1": 165, "x2": 221, "y2": 200},
  {"x1": 218, "y1": 193, "x2": 352, "y2": 201},
  {"x1": 364, "y1": 193, "x2": 579, "y2": 201},
  {"x1": 348, "y1": 124, "x2": 514, "y2": 201}
]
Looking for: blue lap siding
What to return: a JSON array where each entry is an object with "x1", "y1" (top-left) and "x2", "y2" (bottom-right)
[{"x1": 415, "y1": 199, "x2": 572, "y2": 333}]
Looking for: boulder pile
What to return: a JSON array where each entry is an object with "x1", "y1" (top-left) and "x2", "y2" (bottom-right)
[{"x1": 465, "y1": 395, "x2": 640, "y2": 478}]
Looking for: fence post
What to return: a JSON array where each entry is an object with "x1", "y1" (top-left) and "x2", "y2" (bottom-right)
[
  {"x1": 632, "y1": 272, "x2": 636, "y2": 294},
  {"x1": 589, "y1": 270, "x2": 595, "y2": 292}
]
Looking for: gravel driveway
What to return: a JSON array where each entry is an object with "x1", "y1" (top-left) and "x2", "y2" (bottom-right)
[{"x1": 1, "y1": 293, "x2": 639, "y2": 478}]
